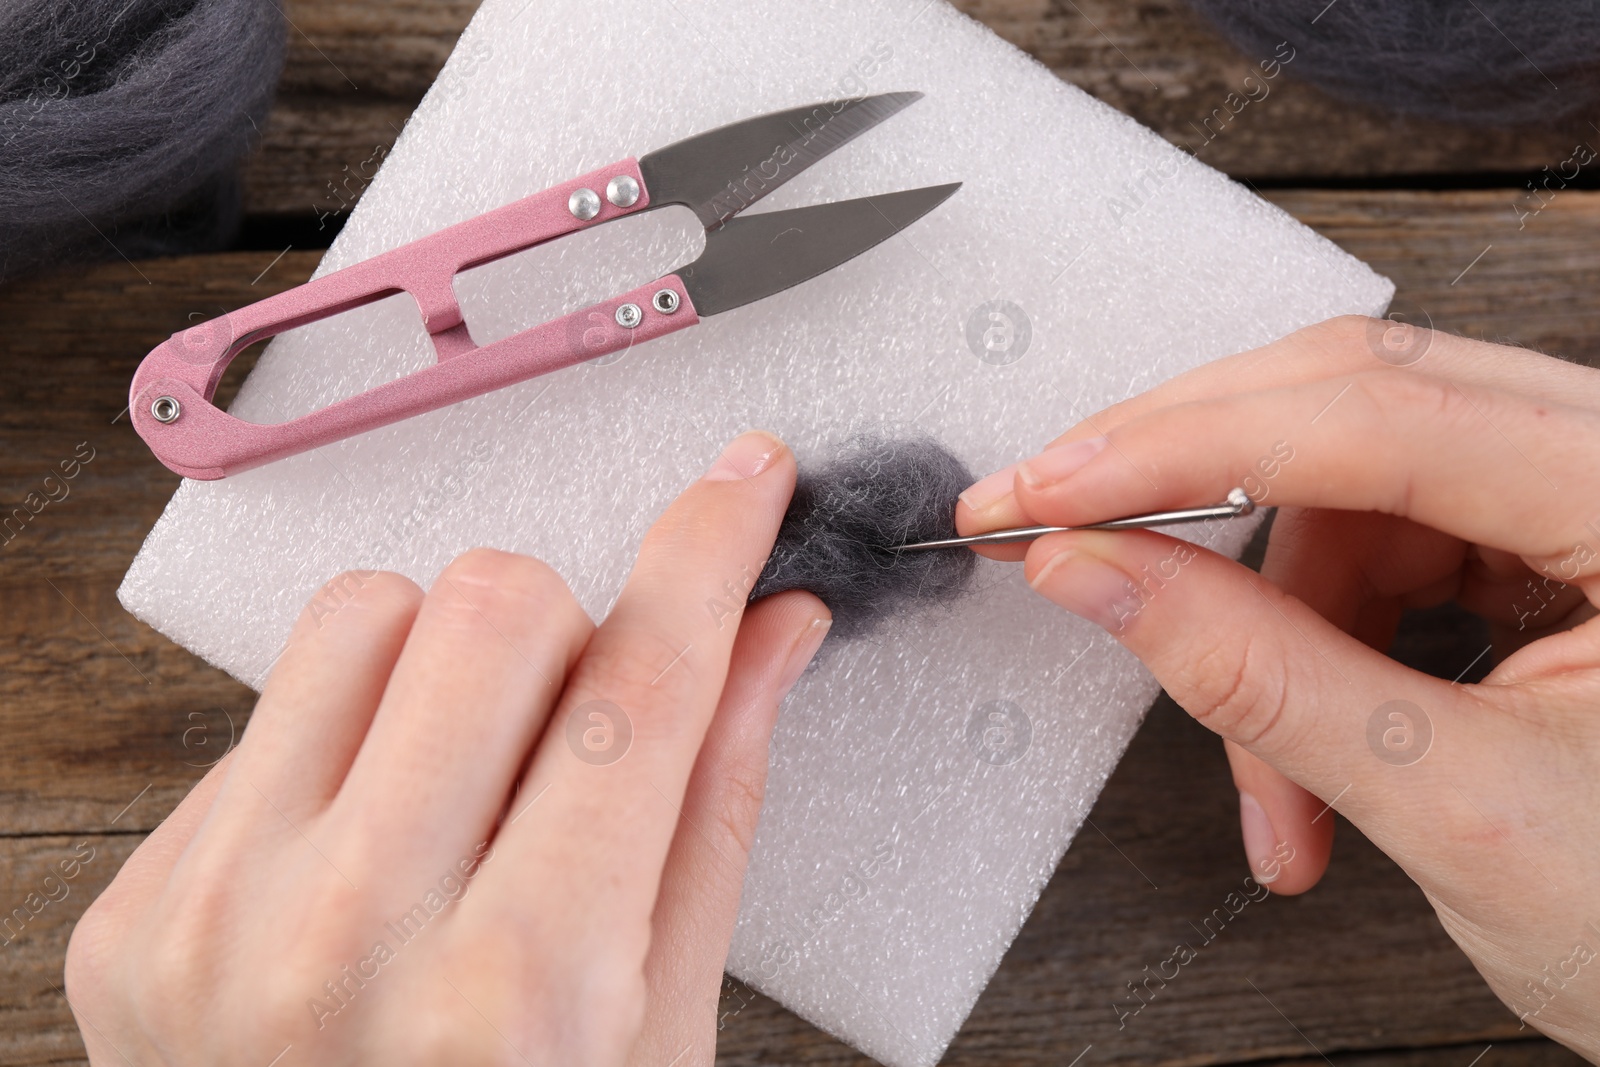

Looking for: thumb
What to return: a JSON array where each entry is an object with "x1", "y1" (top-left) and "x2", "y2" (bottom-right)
[{"x1": 1022, "y1": 528, "x2": 1461, "y2": 835}]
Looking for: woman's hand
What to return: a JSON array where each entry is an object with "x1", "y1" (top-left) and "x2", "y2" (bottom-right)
[
  {"x1": 64, "y1": 431, "x2": 831, "y2": 1066},
  {"x1": 957, "y1": 317, "x2": 1600, "y2": 1056}
]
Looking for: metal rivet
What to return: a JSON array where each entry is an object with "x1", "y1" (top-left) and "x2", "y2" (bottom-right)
[
  {"x1": 150, "y1": 396, "x2": 182, "y2": 423},
  {"x1": 651, "y1": 289, "x2": 680, "y2": 314},
  {"x1": 568, "y1": 188, "x2": 601, "y2": 221},
  {"x1": 615, "y1": 303, "x2": 643, "y2": 329},
  {"x1": 606, "y1": 175, "x2": 641, "y2": 208}
]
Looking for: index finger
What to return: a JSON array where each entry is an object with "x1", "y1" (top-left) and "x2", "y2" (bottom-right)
[
  {"x1": 956, "y1": 317, "x2": 1600, "y2": 548},
  {"x1": 1008, "y1": 367, "x2": 1600, "y2": 590},
  {"x1": 954, "y1": 318, "x2": 1376, "y2": 553},
  {"x1": 469, "y1": 431, "x2": 799, "y2": 976},
  {"x1": 1053, "y1": 317, "x2": 1600, "y2": 449}
]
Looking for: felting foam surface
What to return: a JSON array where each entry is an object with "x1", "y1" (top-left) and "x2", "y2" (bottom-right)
[{"x1": 119, "y1": 3, "x2": 1392, "y2": 1063}]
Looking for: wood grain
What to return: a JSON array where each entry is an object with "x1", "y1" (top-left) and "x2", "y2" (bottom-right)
[
  {"x1": 951, "y1": 0, "x2": 1585, "y2": 180},
  {"x1": 277, "y1": 0, "x2": 483, "y2": 100},
  {"x1": 0, "y1": 835, "x2": 138, "y2": 1066},
  {"x1": 1265, "y1": 189, "x2": 1600, "y2": 368},
  {"x1": 244, "y1": 97, "x2": 415, "y2": 226},
  {"x1": 3, "y1": 188, "x2": 1596, "y2": 1062},
  {"x1": 239, "y1": 0, "x2": 1593, "y2": 218},
  {"x1": 0, "y1": 252, "x2": 318, "y2": 836}
]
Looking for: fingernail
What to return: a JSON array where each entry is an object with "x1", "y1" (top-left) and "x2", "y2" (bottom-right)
[
  {"x1": 704, "y1": 430, "x2": 784, "y2": 482},
  {"x1": 958, "y1": 465, "x2": 1017, "y2": 513},
  {"x1": 1028, "y1": 547, "x2": 1143, "y2": 633},
  {"x1": 1017, "y1": 437, "x2": 1107, "y2": 490},
  {"x1": 776, "y1": 617, "x2": 832, "y2": 701},
  {"x1": 1239, "y1": 792, "x2": 1279, "y2": 884}
]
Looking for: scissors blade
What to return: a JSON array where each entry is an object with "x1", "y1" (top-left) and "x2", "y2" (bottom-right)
[
  {"x1": 677, "y1": 183, "x2": 960, "y2": 317},
  {"x1": 638, "y1": 92, "x2": 923, "y2": 228}
]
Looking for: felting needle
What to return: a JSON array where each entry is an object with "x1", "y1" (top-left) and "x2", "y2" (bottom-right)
[{"x1": 894, "y1": 488, "x2": 1256, "y2": 552}]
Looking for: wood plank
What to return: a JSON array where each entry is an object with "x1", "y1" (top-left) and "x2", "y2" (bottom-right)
[
  {"x1": 0, "y1": 834, "x2": 139, "y2": 1066},
  {"x1": 277, "y1": 0, "x2": 483, "y2": 100},
  {"x1": 953, "y1": 0, "x2": 1584, "y2": 180},
  {"x1": 1264, "y1": 190, "x2": 1600, "y2": 368},
  {"x1": 242, "y1": 96, "x2": 414, "y2": 227},
  {"x1": 1248, "y1": 1046, "x2": 1582, "y2": 1067},
  {"x1": 240, "y1": 0, "x2": 1590, "y2": 218},
  {"x1": 0, "y1": 252, "x2": 321, "y2": 835}
]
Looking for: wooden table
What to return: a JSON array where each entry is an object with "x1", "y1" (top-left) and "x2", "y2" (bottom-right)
[{"x1": 2, "y1": 2, "x2": 1595, "y2": 1063}]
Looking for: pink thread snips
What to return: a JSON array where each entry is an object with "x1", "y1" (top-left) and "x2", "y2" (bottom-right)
[{"x1": 128, "y1": 92, "x2": 957, "y2": 480}]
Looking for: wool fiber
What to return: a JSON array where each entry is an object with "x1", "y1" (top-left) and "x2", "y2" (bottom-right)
[
  {"x1": 0, "y1": 0, "x2": 285, "y2": 284},
  {"x1": 751, "y1": 435, "x2": 978, "y2": 641},
  {"x1": 1186, "y1": 0, "x2": 1598, "y2": 125}
]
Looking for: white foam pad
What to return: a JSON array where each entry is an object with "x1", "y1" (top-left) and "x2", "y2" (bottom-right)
[{"x1": 120, "y1": 3, "x2": 1391, "y2": 1063}]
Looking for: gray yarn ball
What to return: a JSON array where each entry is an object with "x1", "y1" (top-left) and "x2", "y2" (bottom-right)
[
  {"x1": 0, "y1": 0, "x2": 286, "y2": 285},
  {"x1": 750, "y1": 435, "x2": 980, "y2": 641},
  {"x1": 1183, "y1": 0, "x2": 1599, "y2": 126}
]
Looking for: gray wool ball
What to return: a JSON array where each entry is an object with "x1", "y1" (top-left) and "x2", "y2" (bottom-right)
[
  {"x1": 750, "y1": 434, "x2": 980, "y2": 641},
  {"x1": 0, "y1": 0, "x2": 286, "y2": 285},
  {"x1": 1184, "y1": 0, "x2": 1600, "y2": 126}
]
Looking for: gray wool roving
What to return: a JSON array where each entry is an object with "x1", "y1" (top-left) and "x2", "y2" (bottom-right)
[
  {"x1": 1183, "y1": 0, "x2": 1600, "y2": 126},
  {"x1": 750, "y1": 434, "x2": 979, "y2": 641},
  {"x1": 0, "y1": 0, "x2": 285, "y2": 286}
]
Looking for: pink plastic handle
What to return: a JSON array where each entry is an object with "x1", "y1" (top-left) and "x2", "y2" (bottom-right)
[
  {"x1": 131, "y1": 275, "x2": 698, "y2": 479},
  {"x1": 128, "y1": 158, "x2": 685, "y2": 479}
]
